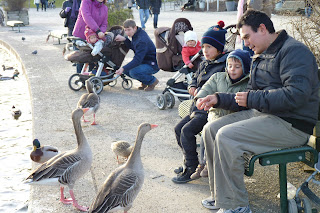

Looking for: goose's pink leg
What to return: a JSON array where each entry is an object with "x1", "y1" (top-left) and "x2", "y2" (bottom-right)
[
  {"x1": 59, "y1": 186, "x2": 73, "y2": 204},
  {"x1": 82, "y1": 115, "x2": 89, "y2": 123},
  {"x1": 91, "y1": 114, "x2": 97, "y2": 125},
  {"x1": 69, "y1": 189, "x2": 89, "y2": 212}
]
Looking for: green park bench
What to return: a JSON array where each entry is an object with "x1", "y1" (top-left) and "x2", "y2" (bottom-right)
[
  {"x1": 7, "y1": 20, "x2": 24, "y2": 33},
  {"x1": 244, "y1": 121, "x2": 320, "y2": 213}
]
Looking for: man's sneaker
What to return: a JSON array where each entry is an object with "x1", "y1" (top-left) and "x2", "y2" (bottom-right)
[
  {"x1": 201, "y1": 197, "x2": 219, "y2": 210},
  {"x1": 173, "y1": 166, "x2": 183, "y2": 174},
  {"x1": 144, "y1": 78, "x2": 159, "y2": 91},
  {"x1": 200, "y1": 165, "x2": 208, "y2": 177},
  {"x1": 171, "y1": 166, "x2": 196, "y2": 184},
  {"x1": 190, "y1": 164, "x2": 204, "y2": 180},
  {"x1": 217, "y1": 205, "x2": 252, "y2": 213},
  {"x1": 138, "y1": 83, "x2": 147, "y2": 90}
]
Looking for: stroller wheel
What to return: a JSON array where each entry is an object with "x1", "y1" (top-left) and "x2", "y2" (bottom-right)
[
  {"x1": 122, "y1": 78, "x2": 133, "y2": 90},
  {"x1": 68, "y1": 73, "x2": 84, "y2": 91},
  {"x1": 288, "y1": 199, "x2": 298, "y2": 213},
  {"x1": 156, "y1": 94, "x2": 167, "y2": 110},
  {"x1": 301, "y1": 198, "x2": 312, "y2": 213},
  {"x1": 164, "y1": 92, "x2": 175, "y2": 109},
  {"x1": 89, "y1": 76, "x2": 104, "y2": 94}
]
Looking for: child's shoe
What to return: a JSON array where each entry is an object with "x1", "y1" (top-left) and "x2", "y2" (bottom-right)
[
  {"x1": 200, "y1": 165, "x2": 208, "y2": 177},
  {"x1": 190, "y1": 164, "x2": 204, "y2": 180}
]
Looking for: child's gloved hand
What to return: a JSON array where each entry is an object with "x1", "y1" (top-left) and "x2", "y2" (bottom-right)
[
  {"x1": 187, "y1": 63, "x2": 194, "y2": 69},
  {"x1": 65, "y1": 7, "x2": 71, "y2": 13}
]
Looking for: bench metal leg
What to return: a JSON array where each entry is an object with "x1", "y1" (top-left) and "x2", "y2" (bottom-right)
[{"x1": 279, "y1": 163, "x2": 288, "y2": 213}]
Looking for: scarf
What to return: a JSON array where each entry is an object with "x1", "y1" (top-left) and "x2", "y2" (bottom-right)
[{"x1": 71, "y1": 0, "x2": 79, "y2": 19}]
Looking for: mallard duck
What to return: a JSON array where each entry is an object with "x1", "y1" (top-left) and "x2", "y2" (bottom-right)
[
  {"x1": 25, "y1": 108, "x2": 92, "y2": 212},
  {"x1": 30, "y1": 139, "x2": 59, "y2": 164},
  {"x1": 77, "y1": 80, "x2": 100, "y2": 125},
  {"x1": 89, "y1": 123, "x2": 158, "y2": 213},
  {"x1": 111, "y1": 140, "x2": 133, "y2": 164},
  {"x1": 12, "y1": 105, "x2": 21, "y2": 120}
]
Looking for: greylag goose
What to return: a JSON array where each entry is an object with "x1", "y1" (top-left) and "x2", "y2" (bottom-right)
[
  {"x1": 89, "y1": 123, "x2": 158, "y2": 213},
  {"x1": 12, "y1": 105, "x2": 21, "y2": 120},
  {"x1": 25, "y1": 108, "x2": 93, "y2": 212},
  {"x1": 30, "y1": 139, "x2": 59, "y2": 164},
  {"x1": 77, "y1": 80, "x2": 100, "y2": 125},
  {"x1": 111, "y1": 140, "x2": 133, "y2": 164}
]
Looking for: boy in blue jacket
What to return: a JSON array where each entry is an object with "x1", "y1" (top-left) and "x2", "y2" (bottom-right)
[{"x1": 115, "y1": 19, "x2": 159, "y2": 91}]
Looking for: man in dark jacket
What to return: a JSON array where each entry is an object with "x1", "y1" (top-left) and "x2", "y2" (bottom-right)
[
  {"x1": 150, "y1": 0, "x2": 161, "y2": 29},
  {"x1": 196, "y1": 10, "x2": 319, "y2": 213},
  {"x1": 115, "y1": 19, "x2": 159, "y2": 91},
  {"x1": 60, "y1": 0, "x2": 81, "y2": 36},
  {"x1": 136, "y1": 0, "x2": 150, "y2": 30}
]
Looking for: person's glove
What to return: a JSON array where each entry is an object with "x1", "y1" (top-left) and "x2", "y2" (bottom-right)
[{"x1": 65, "y1": 7, "x2": 71, "y2": 13}]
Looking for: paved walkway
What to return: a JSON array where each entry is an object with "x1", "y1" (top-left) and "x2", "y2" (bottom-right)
[{"x1": 0, "y1": 6, "x2": 316, "y2": 213}]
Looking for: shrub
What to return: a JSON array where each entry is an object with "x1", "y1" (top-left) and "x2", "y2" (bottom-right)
[
  {"x1": 2, "y1": 0, "x2": 28, "y2": 11},
  {"x1": 107, "y1": 6, "x2": 133, "y2": 29}
]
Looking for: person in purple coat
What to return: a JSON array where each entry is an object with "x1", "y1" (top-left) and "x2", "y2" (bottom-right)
[{"x1": 73, "y1": 0, "x2": 108, "y2": 73}]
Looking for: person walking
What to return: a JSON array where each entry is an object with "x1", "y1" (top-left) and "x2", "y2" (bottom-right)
[
  {"x1": 34, "y1": 0, "x2": 40, "y2": 11},
  {"x1": 136, "y1": 0, "x2": 150, "y2": 30},
  {"x1": 150, "y1": 0, "x2": 161, "y2": 29},
  {"x1": 73, "y1": 0, "x2": 108, "y2": 73},
  {"x1": 40, "y1": 0, "x2": 48, "y2": 11},
  {"x1": 60, "y1": 0, "x2": 81, "y2": 36}
]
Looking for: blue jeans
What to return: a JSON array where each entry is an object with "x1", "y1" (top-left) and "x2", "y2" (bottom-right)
[
  {"x1": 123, "y1": 64, "x2": 158, "y2": 85},
  {"x1": 153, "y1": 14, "x2": 158, "y2": 28},
  {"x1": 305, "y1": 7, "x2": 312, "y2": 17},
  {"x1": 139, "y1": 9, "x2": 149, "y2": 29}
]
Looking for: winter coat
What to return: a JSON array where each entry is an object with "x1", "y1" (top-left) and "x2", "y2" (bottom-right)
[
  {"x1": 188, "y1": 53, "x2": 228, "y2": 114},
  {"x1": 216, "y1": 30, "x2": 319, "y2": 135},
  {"x1": 181, "y1": 41, "x2": 201, "y2": 65},
  {"x1": 195, "y1": 71, "x2": 249, "y2": 121},
  {"x1": 150, "y1": 0, "x2": 161, "y2": 14},
  {"x1": 136, "y1": 0, "x2": 150, "y2": 9},
  {"x1": 73, "y1": 0, "x2": 108, "y2": 40},
  {"x1": 60, "y1": 0, "x2": 81, "y2": 30},
  {"x1": 123, "y1": 27, "x2": 159, "y2": 72},
  {"x1": 189, "y1": 53, "x2": 228, "y2": 89}
]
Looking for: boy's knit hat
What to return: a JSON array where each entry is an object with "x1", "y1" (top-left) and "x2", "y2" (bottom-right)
[
  {"x1": 201, "y1": 21, "x2": 227, "y2": 52},
  {"x1": 84, "y1": 26, "x2": 96, "y2": 43},
  {"x1": 184, "y1": 30, "x2": 198, "y2": 44},
  {"x1": 227, "y1": 49, "x2": 252, "y2": 76}
]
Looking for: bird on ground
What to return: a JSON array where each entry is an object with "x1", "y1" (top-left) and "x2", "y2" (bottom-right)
[
  {"x1": 30, "y1": 139, "x2": 59, "y2": 164},
  {"x1": 22, "y1": 37, "x2": 25, "y2": 41},
  {"x1": 12, "y1": 105, "x2": 21, "y2": 120},
  {"x1": 77, "y1": 80, "x2": 100, "y2": 125},
  {"x1": 24, "y1": 108, "x2": 93, "y2": 212},
  {"x1": 32, "y1": 50, "x2": 37, "y2": 55},
  {"x1": 111, "y1": 140, "x2": 133, "y2": 164},
  {"x1": 88, "y1": 123, "x2": 158, "y2": 213}
]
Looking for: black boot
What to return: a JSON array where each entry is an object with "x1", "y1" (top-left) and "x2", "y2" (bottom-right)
[{"x1": 172, "y1": 166, "x2": 197, "y2": 184}]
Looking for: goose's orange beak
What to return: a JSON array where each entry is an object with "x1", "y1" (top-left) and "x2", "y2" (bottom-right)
[
  {"x1": 82, "y1": 108, "x2": 89, "y2": 113},
  {"x1": 150, "y1": 124, "x2": 158, "y2": 129}
]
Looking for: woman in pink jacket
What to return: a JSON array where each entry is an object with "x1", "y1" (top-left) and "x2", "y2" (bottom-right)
[
  {"x1": 73, "y1": 0, "x2": 108, "y2": 40},
  {"x1": 73, "y1": 0, "x2": 108, "y2": 73}
]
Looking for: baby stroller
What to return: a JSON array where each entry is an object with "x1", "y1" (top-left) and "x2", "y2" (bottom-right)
[
  {"x1": 66, "y1": 26, "x2": 131, "y2": 94},
  {"x1": 154, "y1": 18, "x2": 203, "y2": 110}
]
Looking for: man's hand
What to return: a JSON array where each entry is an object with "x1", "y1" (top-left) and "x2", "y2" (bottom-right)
[
  {"x1": 235, "y1": 92, "x2": 248, "y2": 107},
  {"x1": 188, "y1": 87, "x2": 196, "y2": 96},
  {"x1": 196, "y1": 95, "x2": 218, "y2": 111},
  {"x1": 115, "y1": 34, "x2": 126, "y2": 42},
  {"x1": 115, "y1": 67, "x2": 124, "y2": 75},
  {"x1": 98, "y1": 32, "x2": 105, "y2": 39}
]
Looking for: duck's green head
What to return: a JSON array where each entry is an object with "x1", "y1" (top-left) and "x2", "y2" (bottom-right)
[{"x1": 33, "y1": 139, "x2": 41, "y2": 150}]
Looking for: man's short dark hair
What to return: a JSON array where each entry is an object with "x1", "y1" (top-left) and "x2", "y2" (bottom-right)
[
  {"x1": 123, "y1": 19, "x2": 136, "y2": 28},
  {"x1": 237, "y1": 9, "x2": 275, "y2": 33}
]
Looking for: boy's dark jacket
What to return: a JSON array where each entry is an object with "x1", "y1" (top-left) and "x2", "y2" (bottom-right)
[
  {"x1": 123, "y1": 27, "x2": 159, "y2": 72},
  {"x1": 59, "y1": 0, "x2": 81, "y2": 29}
]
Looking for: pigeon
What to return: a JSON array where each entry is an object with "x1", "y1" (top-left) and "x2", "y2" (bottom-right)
[
  {"x1": 32, "y1": 50, "x2": 37, "y2": 55},
  {"x1": 12, "y1": 105, "x2": 22, "y2": 120},
  {"x1": 22, "y1": 37, "x2": 25, "y2": 41}
]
